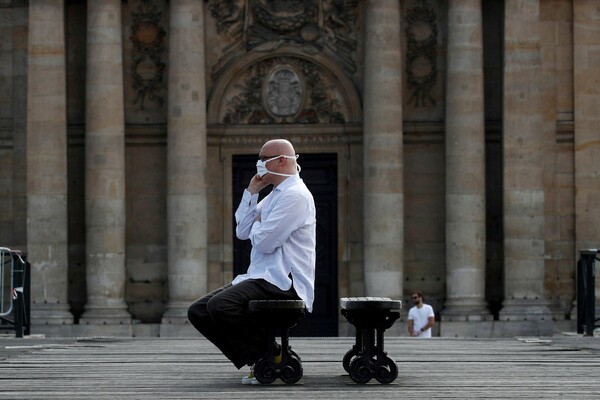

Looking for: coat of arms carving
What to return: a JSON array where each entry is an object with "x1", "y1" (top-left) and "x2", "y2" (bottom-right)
[
  {"x1": 263, "y1": 66, "x2": 304, "y2": 118},
  {"x1": 222, "y1": 57, "x2": 346, "y2": 125}
]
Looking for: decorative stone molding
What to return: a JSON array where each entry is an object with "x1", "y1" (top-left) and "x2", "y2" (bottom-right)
[
  {"x1": 208, "y1": 46, "x2": 362, "y2": 124},
  {"x1": 130, "y1": 0, "x2": 166, "y2": 110},
  {"x1": 405, "y1": 0, "x2": 438, "y2": 108},
  {"x1": 222, "y1": 56, "x2": 345, "y2": 124},
  {"x1": 208, "y1": 0, "x2": 358, "y2": 79},
  {"x1": 206, "y1": 123, "x2": 362, "y2": 146},
  {"x1": 0, "y1": 0, "x2": 27, "y2": 7},
  {"x1": 0, "y1": 0, "x2": 28, "y2": 7}
]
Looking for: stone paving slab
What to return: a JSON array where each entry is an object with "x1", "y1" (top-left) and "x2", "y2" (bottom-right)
[{"x1": 0, "y1": 335, "x2": 598, "y2": 399}]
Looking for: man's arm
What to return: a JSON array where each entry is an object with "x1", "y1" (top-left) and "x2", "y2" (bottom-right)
[
  {"x1": 418, "y1": 316, "x2": 435, "y2": 334},
  {"x1": 419, "y1": 306, "x2": 436, "y2": 334},
  {"x1": 249, "y1": 193, "x2": 309, "y2": 254},
  {"x1": 407, "y1": 319, "x2": 415, "y2": 336},
  {"x1": 235, "y1": 189, "x2": 260, "y2": 240},
  {"x1": 236, "y1": 174, "x2": 271, "y2": 240}
]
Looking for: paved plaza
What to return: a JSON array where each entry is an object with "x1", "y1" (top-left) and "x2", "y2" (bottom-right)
[{"x1": 0, "y1": 335, "x2": 598, "y2": 399}]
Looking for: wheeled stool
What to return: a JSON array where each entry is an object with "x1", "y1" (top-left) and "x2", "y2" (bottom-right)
[
  {"x1": 340, "y1": 297, "x2": 402, "y2": 384},
  {"x1": 249, "y1": 299, "x2": 305, "y2": 384}
]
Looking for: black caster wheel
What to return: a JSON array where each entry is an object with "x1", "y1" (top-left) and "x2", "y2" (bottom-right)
[
  {"x1": 280, "y1": 357, "x2": 303, "y2": 384},
  {"x1": 374, "y1": 356, "x2": 398, "y2": 384},
  {"x1": 290, "y1": 348, "x2": 302, "y2": 363},
  {"x1": 342, "y1": 347, "x2": 359, "y2": 373},
  {"x1": 254, "y1": 358, "x2": 277, "y2": 384},
  {"x1": 349, "y1": 357, "x2": 372, "y2": 384}
]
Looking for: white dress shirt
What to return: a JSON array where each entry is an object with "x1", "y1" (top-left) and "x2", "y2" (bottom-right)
[{"x1": 233, "y1": 174, "x2": 317, "y2": 312}]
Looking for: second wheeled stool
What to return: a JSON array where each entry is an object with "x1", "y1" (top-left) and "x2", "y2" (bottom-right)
[
  {"x1": 249, "y1": 299, "x2": 305, "y2": 384},
  {"x1": 340, "y1": 297, "x2": 402, "y2": 384}
]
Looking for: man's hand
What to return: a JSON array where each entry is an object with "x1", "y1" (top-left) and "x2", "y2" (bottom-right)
[{"x1": 248, "y1": 174, "x2": 269, "y2": 194}]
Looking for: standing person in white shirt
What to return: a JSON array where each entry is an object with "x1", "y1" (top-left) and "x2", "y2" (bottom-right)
[
  {"x1": 407, "y1": 291, "x2": 435, "y2": 338},
  {"x1": 187, "y1": 139, "x2": 316, "y2": 383}
]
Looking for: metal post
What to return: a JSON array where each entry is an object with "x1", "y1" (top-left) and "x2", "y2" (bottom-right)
[
  {"x1": 13, "y1": 252, "x2": 23, "y2": 338},
  {"x1": 577, "y1": 257, "x2": 584, "y2": 334},
  {"x1": 577, "y1": 249, "x2": 598, "y2": 336},
  {"x1": 24, "y1": 256, "x2": 31, "y2": 336}
]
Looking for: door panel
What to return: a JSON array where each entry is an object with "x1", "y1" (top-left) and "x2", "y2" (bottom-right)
[{"x1": 232, "y1": 153, "x2": 338, "y2": 336}]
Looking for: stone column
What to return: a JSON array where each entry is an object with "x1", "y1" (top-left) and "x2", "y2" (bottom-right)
[
  {"x1": 11, "y1": 6, "x2": 28, "y2": 248},
  {"x1": 363, "y1": 0, "x2": 403, "y2": 300},
  {"x1": 80, "y1": 0, "x2": 131, "y2": 327},
  {"x1": 443, "y1": 0, "x2": 490, "y2": 322},
  {"x1": 26, "y1": 0, "x2": 73, "y2": 325},
  {"x1": 500, "y1": 0, "x2": 551, "y2": 324},
  {"x1": 574, "y1": 0, "x2": 600, "y2": 311},
  {"x1": 161, "y1": 0, "x2": 208, "y2": 328}
]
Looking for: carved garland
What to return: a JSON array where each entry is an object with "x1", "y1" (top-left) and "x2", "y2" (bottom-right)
[
  {"x1": 130, "y1": 0, "x2": 166, "y2": 110},
  {"x1": 405, "y1": 0, "x2": 438, "y2": 108},
  {"x1": 223, "y1": 57, "x2": 345, "y2": 125}
]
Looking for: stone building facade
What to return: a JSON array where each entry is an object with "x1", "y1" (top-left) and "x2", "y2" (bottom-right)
[{"x1": 0, "y1": 0, "x2": 598, "y2": 337}]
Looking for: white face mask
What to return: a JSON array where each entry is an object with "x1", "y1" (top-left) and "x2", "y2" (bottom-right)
[{"x1": 256, "y1": 155, "x2": 301, "y2": 177}]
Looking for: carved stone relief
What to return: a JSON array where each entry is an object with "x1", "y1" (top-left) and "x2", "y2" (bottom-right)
[
  {"x1": 263, "y1": 66, "x2": 304, "y2": 119},
  {"x1": 208, "y1": 0, "x2": 359, "y2": 80},
  {"x1": 130, "y1": 0, "x2": 166, "y2": 110},
  {"x1": 222, "y1": 56, "x2": 346, "y2": 124},
  {"x1": 405, "y1": 0, "x2": 438, "y2": 108}
]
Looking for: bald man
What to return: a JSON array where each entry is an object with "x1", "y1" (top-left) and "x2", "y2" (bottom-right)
[{"x1": 188, "y1": 139, "x2": 316, "y2": 384}]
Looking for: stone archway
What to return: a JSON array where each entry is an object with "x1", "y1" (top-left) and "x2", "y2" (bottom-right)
[{"x1": 207, "y1": 47, "x2": 362, "y2": 125}]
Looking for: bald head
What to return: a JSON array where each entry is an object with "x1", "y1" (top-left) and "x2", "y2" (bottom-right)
[
  {"x1": 257, "y1": 139, "x2": 299, "y2": 183},
  {"x1": 261, "y1": 139, "x2": 295, "y2": 157}
]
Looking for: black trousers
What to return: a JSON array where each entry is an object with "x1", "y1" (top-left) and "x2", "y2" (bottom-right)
[{"x1": 187, "y1": 278, "x2": 300, "y2": 369}]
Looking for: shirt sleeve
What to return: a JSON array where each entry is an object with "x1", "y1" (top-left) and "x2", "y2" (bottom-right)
[
  {"x1": 249, "y1": 191, "x2": 309, "y2": 254},
  {"x1": 427, "y1": 305, "x2": 435, "y2": 318},
  {"x1": 235, "y1": 189, "x2": 260, "y2": 240}
]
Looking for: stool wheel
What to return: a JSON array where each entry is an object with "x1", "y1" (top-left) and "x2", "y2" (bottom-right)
[
  {"x1": 349, "y1": 358, "x2": 372, "y2": 384},
  {"x1": 290, "y1": 348, "x2": 301, "y2": 363},
  {"x1": 280, "y1": 356, "x2": 303, "y2": 384},
  {"x1": 374, "y1": 356, "x2": 398, "y2": 384},
  {"x1": 342, "y1": 347, "x2": 359, "y2": 373},
  {"x1": 254, "y1": 357, "x2": 277, "y2": 384}
]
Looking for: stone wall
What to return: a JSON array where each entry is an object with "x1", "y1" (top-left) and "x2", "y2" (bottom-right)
[{"x1": 0, "y1": 0, "x2": 592, "y2": 335}]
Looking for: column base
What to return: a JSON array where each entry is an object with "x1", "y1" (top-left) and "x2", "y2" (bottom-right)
[
  {"x1": 160, "y1": 301, "x2": 198, "y2": 336},
  {"x1": 160, "y1": 320, "x2": 198, "y2": 337},
  {"x1": 72, "y1": 323, "x2": 133, "y2": 337},
  {"x1": 31, "y1": 303, "x2": 73, "y2": 325},
  {"x1": 80, "y1": 302, "x2": 132, "y2": 326},
  {"x1": 499, "y1": 299, "x2": 552, "y2": 322},
  {"x1": 441, "y1": 300, "x2": 492, "y2": 322},
  {"x1": 440, "y1": 320, "x2": 555, "y2": 337},
  {"x1": 547, "y1": 300, "x2": 569, "y2": 321},
  {"x1": 161, "y1": 301, "x2": 190, "y2": 324}
]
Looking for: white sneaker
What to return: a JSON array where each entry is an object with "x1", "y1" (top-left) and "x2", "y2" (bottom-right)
[
  {"x1": 241, "y1": 365, "x2": 255, "y2": 385},
  {"x1": 250, "y1": 377, "x2": 262, "y2": 385}
]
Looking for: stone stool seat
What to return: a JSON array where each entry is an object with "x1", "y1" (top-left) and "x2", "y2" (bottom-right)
[
  {"x1": 340, "y1": 297, "x2": 402, "y2": 384},
  {"x1": 249, "y1": 299, "x2": 306, "y2": 384}
]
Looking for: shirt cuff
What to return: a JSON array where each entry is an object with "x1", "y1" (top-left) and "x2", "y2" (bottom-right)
[{"x1": 243, "y1": 189, "x2": 259, "y2": 205}]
